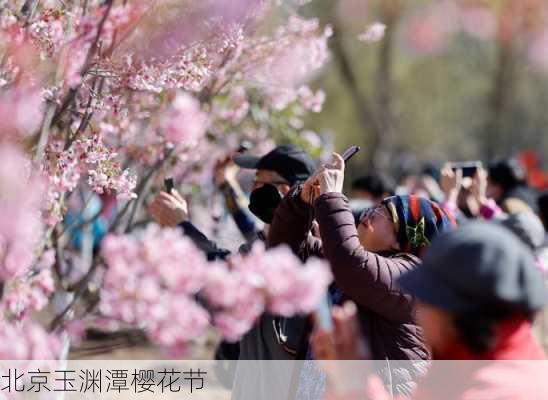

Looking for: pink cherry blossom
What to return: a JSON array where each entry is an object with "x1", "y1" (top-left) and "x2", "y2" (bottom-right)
[
  {"x1": 214, "y1": 85, "x2": 250, "y2": 125},
  {"x1": 0, "y1": 84, "x2": 44, "y2": 139},
  {"x1": 358, "y1": 22, "x2": 386, "y2": 43},
  {"x1": 202, "y1": 243, "x2": 332, "y2": 342},
  {"x1": 297, "y1": 85, "x2": 325, "y2": 113},
  {"x1": 99, "y1": 224, "x2": 211, "y2": 353},
  {"x1": 240, "y1": 244, "x2": 333, "y2": 316},
  {"x1": 0, "y1": 0, "x2": 332, "y2": 358},
  {"x1": 0, "y1": 145, "x2": 44, "y2": 280},
  {"x1": 160, "y1": 92, "x2": 209, "y2": 146},
  {"x1": 0, "y1": 319, "x2": 60, "y2": 360}
]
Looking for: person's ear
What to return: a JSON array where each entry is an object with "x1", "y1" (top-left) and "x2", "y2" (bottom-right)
[{"x1": 279, "y1": 184, "x2": 291, "y2": 196}]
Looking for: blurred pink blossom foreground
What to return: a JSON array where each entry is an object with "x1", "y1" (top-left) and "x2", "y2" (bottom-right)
[{"x1": 100, "y1": 225, "x2": 332, "y2": 353}]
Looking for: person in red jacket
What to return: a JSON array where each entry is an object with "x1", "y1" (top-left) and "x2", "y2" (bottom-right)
[{"x1": 312, "y1": 222, "x2": 548, "y2": 400}]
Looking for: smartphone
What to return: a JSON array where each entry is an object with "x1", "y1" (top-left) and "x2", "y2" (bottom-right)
[
  {"x1": 450, "y1": 161, "x2": 482, "y2": 178},
  {"x1": 314, "y1": 293, "x2": 333, "y2": 332},
  {"x1": 342, "y1": 146, "x2": 361, "y2": 163},
  {"x1": 164, "y1": 177, "x2": 174, "y2": 194}
]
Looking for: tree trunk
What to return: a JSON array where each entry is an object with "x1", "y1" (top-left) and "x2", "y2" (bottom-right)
[
  {"x1": 329, "y1": 2, "x2": 402, "y2": 170},
  {"x1": 374, "y1": 2, "x2": 401, "y2": 170}
]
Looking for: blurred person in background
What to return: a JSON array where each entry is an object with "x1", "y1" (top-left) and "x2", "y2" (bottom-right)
[
  {"x1": 487, "y1": 158, "x2": 538, "y2": 214},
  {"x1": 349, "y1": 172, "x2": 396, "y2": 226},
  {"x1": 441, "y1": 164, "x2": 547, "y2": 272},
  {"x1": 499, "y1": 212, "x2": 548, "y2": 353},
  {"x1": 212, "y1": 153, "x2": 260, "y2": 245},
  {"x1": 539, "y1": 191, "x2": 548, "y2": 231},
  {"x1": 268, "y1": 153, "x2": 456, "y2": 396},
  {"x1": 395, "y1": 170, "x2": 444, "y2": 203},
  {"x1": 439, "y1": 165, "x2": 477, "y2": 221},
  {"x1": 351, "y1": 173, "x2": 395, "y2": 204},
  {"x1": 536, "y1": 191, "x2": 548, "y2": 354},
  {"x1": 539, "y1": 191, "x2": 548, "y2": 270},
  {"x1": 313, "y1": 222, "x2": 548, "y2": 400}
]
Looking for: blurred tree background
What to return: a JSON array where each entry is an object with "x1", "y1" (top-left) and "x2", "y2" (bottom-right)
[{"x1": 296, "y1": 0, "x2": 548, "y2": 183}]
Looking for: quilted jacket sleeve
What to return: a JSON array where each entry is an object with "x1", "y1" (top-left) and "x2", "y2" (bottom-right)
[
  {"x1": 314, "y1": 192, "x2": 419, "y2": 322},
  {"x1": 267, "y1": 185, "x2": 322, "y2": 259}
]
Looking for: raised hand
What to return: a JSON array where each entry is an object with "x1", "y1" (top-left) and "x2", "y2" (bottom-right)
[
  {"x1": 315, "y1": 153, "x2": 345, "y2": 195},
  {"x1": 440, "y1": 164, "x2": 462, "y2": 204},
  {"x1": 148, "y1": 189, "x2": 189, "y2": 227}
]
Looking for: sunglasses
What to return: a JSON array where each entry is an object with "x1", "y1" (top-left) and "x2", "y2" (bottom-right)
[{"x1": 359, "y1": 204, "x2": 392, "y2": 225}]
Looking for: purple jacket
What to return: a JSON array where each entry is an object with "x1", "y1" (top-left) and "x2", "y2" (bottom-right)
[{"x1": 268, "y1": 187, "x2": 430, "y2": 362}]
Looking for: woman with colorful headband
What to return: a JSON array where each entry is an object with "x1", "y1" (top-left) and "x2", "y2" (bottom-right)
[{"x1": 268, "y1": 153, "x2": 456, "y2": 396}]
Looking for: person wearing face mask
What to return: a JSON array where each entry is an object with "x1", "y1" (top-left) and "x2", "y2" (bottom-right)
[
  {"x1": 231, "y1": 144, "x2": 316, "y2": 245},
  {"x1": 148, "y1": 145, "x2": 315, "y2": 258},
  {"x1": 266, "y1": 153, "x2": 456, "y2": 397}
]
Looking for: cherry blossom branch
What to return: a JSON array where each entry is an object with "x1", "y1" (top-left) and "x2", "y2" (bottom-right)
[
  {"x1": 124, "y1": 147, "x2": 176, "y2": 233},
  {"x1": 108, "y1": 148, "x2": 173, "y2": 233},
  {"x1": 21, "y1": 0, "x2": 38, "y2": 25},
  {"x1": 51, "y1": 0, "x2": 114, "y2": 128},
  {"x1": 64, "y1": 77, "x2": 105, "y2": 151},
  {"x1": 57, "y1": 193, "x2": 95, "y2": 239},
  {"x1": 35, "y1": 101, "x2": 57, "y2": 162},
  {"x1": 49, "y1": 256, "x2": 103, "y2": 331}
]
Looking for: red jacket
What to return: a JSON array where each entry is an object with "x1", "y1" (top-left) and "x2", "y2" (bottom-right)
[
  {"x1": 412, "y1": 319, "x2": 547, "y2": 400},
  {"x1": 327, "y1": 319, "x2": 548, "y2": 400}
]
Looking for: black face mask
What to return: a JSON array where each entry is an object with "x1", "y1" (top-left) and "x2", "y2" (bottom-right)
[{"x1": 248, "y1": 184, "x2": 283, "y2": 224}]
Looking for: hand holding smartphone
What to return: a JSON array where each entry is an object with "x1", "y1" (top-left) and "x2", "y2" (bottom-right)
[
  {"x1": 311, "y1": 146, "x2": 360, "y2": 332},
  {"x1": 449, "y1": 161, "x2": 483, "y2": 178}
]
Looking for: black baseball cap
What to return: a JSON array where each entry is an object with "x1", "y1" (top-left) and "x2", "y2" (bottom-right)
[
  {"x1": 398, "y1": 222, "x2": 548, "y2": 315},
  {"x1": 233, "y1": 145, "x2": 315, "y2": 185}
]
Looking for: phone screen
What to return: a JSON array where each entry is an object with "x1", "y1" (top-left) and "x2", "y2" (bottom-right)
[{"x1": 450, "y1": 161, "x2": 482, "y2": 178}]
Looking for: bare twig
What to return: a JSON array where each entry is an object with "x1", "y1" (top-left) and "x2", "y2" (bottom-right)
[
  {"x1": 51, "y1": 0, "x2": 114, "y2": 127},
  {"x1": 57, "y1": 192, "x2": 95, "y2": 238},
  {"x1": 52, "y1": 229, "x2": 69, "y2": 289},
  {"x1": 123, "y1": 148, "x2": 175, "y2": 233},
  {"x1": 64, "y1": 77, "x2": 105, "y2": 151},
  {"x1": 21, "y1": 0, "x2": 38, "y2": 25},
  {"x1": 35, "y1": 102, "x2": 57, "y2": 162},
  {"x1": 49, "y1": 257, "x2": 102, "y2": 331}
]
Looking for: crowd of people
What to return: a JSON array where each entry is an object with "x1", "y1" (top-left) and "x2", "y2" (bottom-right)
[{"x1": 147, "y1": 144, "x2": 548, "y2": 399}]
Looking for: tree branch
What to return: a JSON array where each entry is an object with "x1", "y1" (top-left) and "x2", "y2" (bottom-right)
[
  {"x1": 330, "y1": 21, "x2": 383, "y2": 168},
  {"x1": 51, "y1": 0, "x2": 114, "y2": 128}
]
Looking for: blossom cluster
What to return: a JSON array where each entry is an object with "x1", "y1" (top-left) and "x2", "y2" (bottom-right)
[
  {"x1": 0, "y1": 0, "x2": 333, "y2": 359},
  {"x1": 203, "y1": 244, "x2": 333, "y2": 342},
  {"x1": 99, "y1": 225, "x2": 211, "y2": 354},
  {"x1": 99, "y1": 226, "x2": 332, "y2": 351},
  {"x1": 0, "y1": 319, "x2": 61, "y2": 360},
  {"x1": 0, "y1": 145, "x2": 45, "y2": 281}
]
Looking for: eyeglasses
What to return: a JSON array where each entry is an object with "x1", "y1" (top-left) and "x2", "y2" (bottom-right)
[{"x1": 359, "y1": 204, "x2": 391, "y2": 225}]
